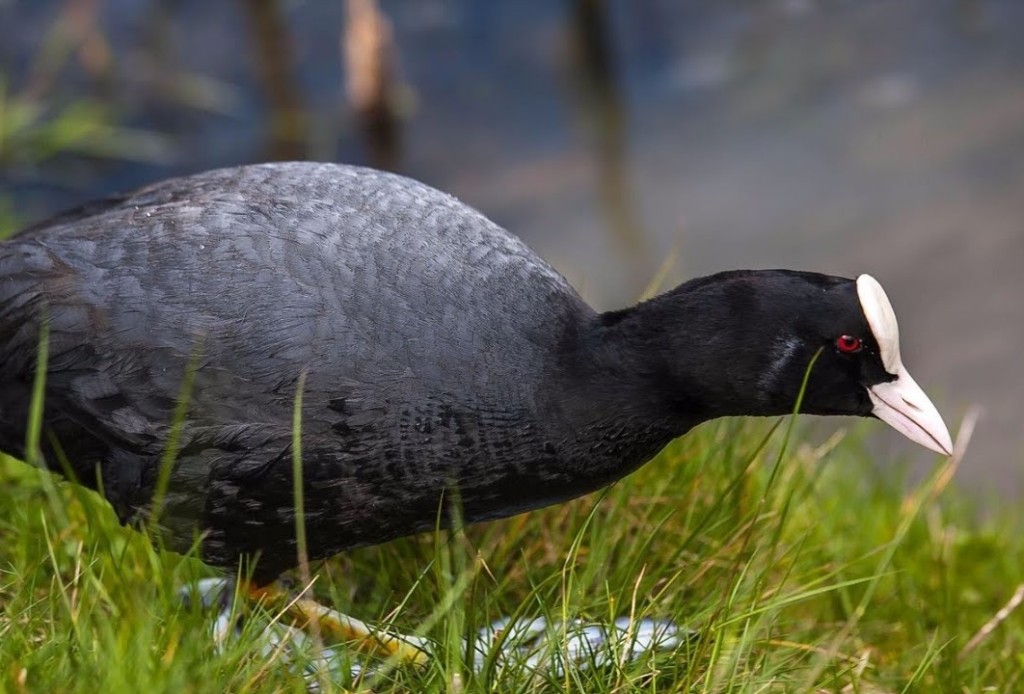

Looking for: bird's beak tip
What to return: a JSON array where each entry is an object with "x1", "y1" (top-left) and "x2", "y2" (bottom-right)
[{"x1": 868, "y1": 366, "x2": 953, "y2": 457}]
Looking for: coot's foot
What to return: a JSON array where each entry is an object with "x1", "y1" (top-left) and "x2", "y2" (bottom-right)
[
  {"x1": 471, "y1": 615, "x2": 692, "y2": 675},
  {"x1": 178, "y1": 578, "x2": 691, "y2": 685}
]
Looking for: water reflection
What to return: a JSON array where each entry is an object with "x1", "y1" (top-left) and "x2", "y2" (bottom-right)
[
  {"x1": 238, "y1": 0, "x2": 306, "y2": 161},
  {"x1": 567, "y1": 0, "x2": 650, "y2": 266},
  {"x1": 343, "y1": 0, "x2": 403, "y2": 171}
]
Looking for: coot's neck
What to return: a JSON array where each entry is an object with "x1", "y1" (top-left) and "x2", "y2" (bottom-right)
[{"x1": 547, "y1": 285, "x2": 776, "y2": 480}]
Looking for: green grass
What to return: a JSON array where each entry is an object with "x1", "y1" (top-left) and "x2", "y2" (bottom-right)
[{"x1": 1, "y1": 413, "x2": 1021, "y2": 692}]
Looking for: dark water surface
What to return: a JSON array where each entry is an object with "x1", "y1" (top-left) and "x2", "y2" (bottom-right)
[{"x1": 2, "y1": 0, "x2": 1023, "y2": 493}]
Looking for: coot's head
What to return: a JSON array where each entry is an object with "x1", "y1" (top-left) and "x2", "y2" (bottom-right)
[{"x1": 647, "y1": 270, "x2": 953, "y2": 455}]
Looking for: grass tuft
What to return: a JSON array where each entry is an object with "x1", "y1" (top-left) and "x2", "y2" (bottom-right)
[{"x1": 1, "y1": 411, "x2": 1021, "y2": 691}]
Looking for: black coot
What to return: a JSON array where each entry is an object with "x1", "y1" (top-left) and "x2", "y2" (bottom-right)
[{"x1": 0, "y1": 162, "x2": 952, "y2": 583}]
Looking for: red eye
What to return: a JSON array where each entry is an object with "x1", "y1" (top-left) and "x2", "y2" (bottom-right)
[{"x1": 835, "y1": 335, "x2": 863, "y2": 354}]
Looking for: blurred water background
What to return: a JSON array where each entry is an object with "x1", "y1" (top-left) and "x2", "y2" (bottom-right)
[{"x1": 1, "y1": 0, "x2": 1021, "y2": 494}]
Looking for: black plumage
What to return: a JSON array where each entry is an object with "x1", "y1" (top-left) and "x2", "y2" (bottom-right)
[{"x1": 0, "y1": 162, "x2": 949, "y2": 583}]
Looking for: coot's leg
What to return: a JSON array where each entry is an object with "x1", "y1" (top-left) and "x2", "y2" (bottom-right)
[{"x1": 245, "y1": 582, "x2": 433, "y2": 666}]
